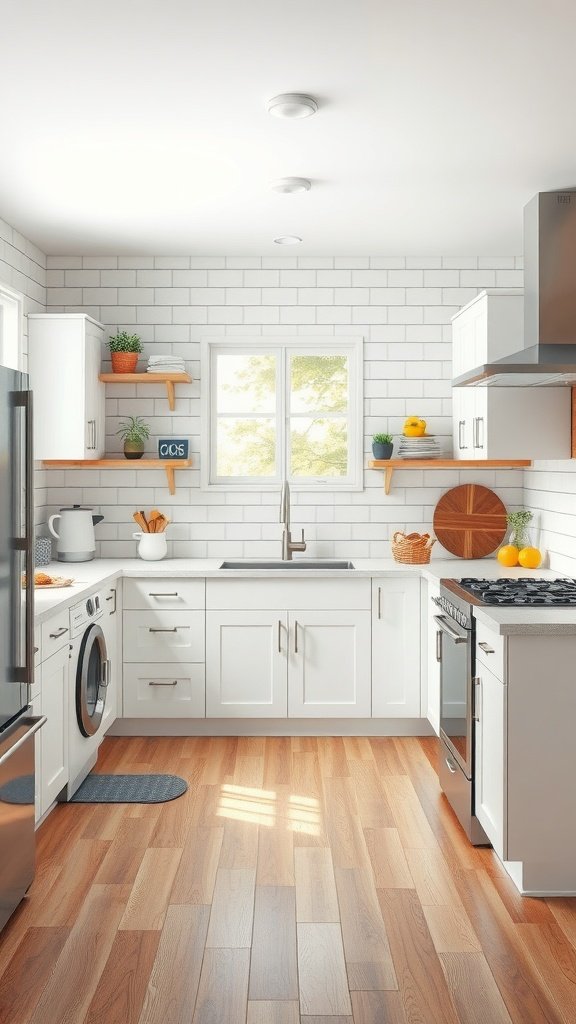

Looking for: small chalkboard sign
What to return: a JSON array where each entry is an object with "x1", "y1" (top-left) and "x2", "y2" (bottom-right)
[{"x1": 158, "y1": 438, "x2": 189, "y2": 460}]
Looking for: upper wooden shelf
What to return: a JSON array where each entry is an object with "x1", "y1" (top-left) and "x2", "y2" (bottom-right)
[
  {"x1": 368, "y1": 458, "x2": 531, "y2": 495},
  {"x1": 99, "y1": 372, "x2": 191, "y2": 410},
  {"x1": 43, "y1": 458, "x2": 192, "y2": 495}
]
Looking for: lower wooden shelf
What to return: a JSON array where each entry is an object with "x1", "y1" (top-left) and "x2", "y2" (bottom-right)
[
  {"x1": 42, "y1": 458, "x2": 192, "y2": 495},
  {"x1": 368, "y1": 458, "x2": 531, "y2": 495}
]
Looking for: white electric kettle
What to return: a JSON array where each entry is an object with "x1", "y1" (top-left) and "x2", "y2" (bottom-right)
[{"x1": 48, "y1": 505, "x2": 104, "y2": 562}]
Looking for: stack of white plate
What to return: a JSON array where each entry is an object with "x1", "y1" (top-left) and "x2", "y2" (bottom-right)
[{"x1": 397, "y1": 435, "x2": 443, "y2": 459}]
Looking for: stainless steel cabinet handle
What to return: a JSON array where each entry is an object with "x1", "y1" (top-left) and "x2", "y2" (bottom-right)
[
  {"x1": 436, "y1": 630, "x2": 442, "y2": 662},
  {"x1": 49, "y1": 626, "x2": 68, "y2": 639},
  {"x1": 148, "y1": 627, "x2": 178, "y2": 633},
  {"x1": 472, "y1": 416, "x2": 479, "y2": 449},
  {"x1": 106, "y1": 588, "x2": 117, "y2": 614},
  {"x1": 458, "y1": 419, "x2": 468, "y2": 450},
  {"x1": 148, "y1": 592, "x2": 179, "y2": 597},
  {"x1": 377, "y1": 586, "x2": 382, "y2": 619},
  {"x1": 477, "y1": 416, "x2": 485, "y2": 449},
  {"x1": 433, "y1": 614, "x2": 467, "y2": 644},
  {"x1": 473, "y1": 676, "x2": 481, "y2": 722},
  {"x1": 148, "y1": 680, "x2": 178, "y2": 686},
  {"x1": 278, "y1": 619, "x2": 282, "y2": 653},
  {"x1": 478, "y1": 641, "x2": 495, "y2": 654},
  {"x1": 87, "y1": 418, "x2": 96, "y2": 450},
  {"x1": 294, "y1": 621, "x2": 299, "y2": 654},
  {"x1": 445, "y1": 757, "x2": 457, "y2": 774}
]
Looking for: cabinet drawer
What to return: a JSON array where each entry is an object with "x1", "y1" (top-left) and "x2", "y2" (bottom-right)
[
  {"x1": 206, "y1": 578, "x2": 371, "y2": 611},
  {"x1": 123, "y1": 663, "x2": 205, "y2": 718},
  {"x1": 476, "y1": 620, "x2": 505, "y2": 679},
  {"x1": 123, "y1": 610, "x2": 205, "y2": 663},
  {"x1": 123, "y1": 577, "x2": 205, "y2": 611},
  {"x1": 41, "y1": 612, "x2": 71, "y2": 660}
]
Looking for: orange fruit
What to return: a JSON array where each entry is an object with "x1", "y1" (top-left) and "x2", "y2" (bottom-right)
[
  {"x1": 497, "y1": 545, "x2": 519, "y2": 567},
  {"x1": 518, "y1": 547, "x2": 542, "y2": 569}
]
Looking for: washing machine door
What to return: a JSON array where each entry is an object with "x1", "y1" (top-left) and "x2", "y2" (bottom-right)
[{"x1": 76, "y1": 623, "x2": 108, "y2": 737}]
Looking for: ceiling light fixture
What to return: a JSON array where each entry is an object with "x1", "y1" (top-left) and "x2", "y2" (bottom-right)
[
  {"x1": 273, "y1": 235, "x2": 302, "y2": 245},
  {"x1": 271, "y1": 177, "x2": 311, "y2": 194},
  {"x1": 267, "y1": 94, "x2": 318, "y2": 119}
]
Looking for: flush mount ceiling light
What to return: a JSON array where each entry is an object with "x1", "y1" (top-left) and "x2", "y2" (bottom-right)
[
  {"x1": 267, "y1": 94, "x2": 318, "y2": 119},
  {"x1": 273, "y1": 235, "x2": 303, "y2": 245},
  {"x1": 271, "y1": 177, "x2": 311, "y2": 194}
]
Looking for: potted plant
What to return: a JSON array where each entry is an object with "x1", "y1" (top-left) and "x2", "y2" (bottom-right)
[
  {"x1": 117, "y1": 416, "x2": 151, "y2": 459},
  {"x1": 108, "y1": 331, "x2": 143, "y2": 373},
  {"x1": 372, "y1": 432, "x2": 394, "y2": 460}
]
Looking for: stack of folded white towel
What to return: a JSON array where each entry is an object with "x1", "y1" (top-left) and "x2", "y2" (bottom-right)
[{"x1": 147, "y1": 354, "x2": 187, "y2": 374}]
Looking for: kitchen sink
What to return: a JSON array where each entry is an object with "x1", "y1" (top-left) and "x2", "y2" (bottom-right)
[{"x1": 219, "y1": 559, "x2": 356, "y2": 570}]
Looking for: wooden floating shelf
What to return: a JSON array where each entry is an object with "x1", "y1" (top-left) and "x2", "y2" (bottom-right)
[
  {"x1": 43, "y1": 458, "x2": 192, "y2": 495},
  {"x1": 99, "y1": 372, "x2": 191, "y2": 410},
  {"x1": 368, "y1": 459, "x2": 531, "y2": 495}
]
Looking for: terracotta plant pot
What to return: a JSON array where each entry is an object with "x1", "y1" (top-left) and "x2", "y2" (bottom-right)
[
  {"x1": 111, "y1": 351, "x2": 139, "y2": 374},
  {"x1": 124, "y1": 440, "x2": 144, "y2": 460}
]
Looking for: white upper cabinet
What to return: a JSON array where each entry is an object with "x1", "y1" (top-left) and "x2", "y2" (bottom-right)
[
  {"x1": 451, "y1": 292, "x2": 571, "y2": 460},
  {"x1": 452, "y1": 290, "x2": 524, "y2": 380},
  {"x1": 28, "y1": 313, "x2": 105, "y2": 460}
]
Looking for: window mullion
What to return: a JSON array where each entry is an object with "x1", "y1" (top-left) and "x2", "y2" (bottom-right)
[{"x1": 279, "y1": 346, "x2": 287, "y2": 480}]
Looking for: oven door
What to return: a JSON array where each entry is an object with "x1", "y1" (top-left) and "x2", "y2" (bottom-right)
[
  {"x1": 435, "y1": 613, "x2": 473, "y2": 778},
  {"x1": 76, "y1": 624, "x2": 109, "y2": 737}
]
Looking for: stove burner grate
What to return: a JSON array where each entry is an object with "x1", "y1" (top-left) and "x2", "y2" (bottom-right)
[{"x1": 456, "y1": 577, "x2": 576, "y2": 607}]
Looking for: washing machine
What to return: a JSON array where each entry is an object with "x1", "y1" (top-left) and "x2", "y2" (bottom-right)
[{"x1": 64, "y1": 590, "x2": 111, "y2": 799}]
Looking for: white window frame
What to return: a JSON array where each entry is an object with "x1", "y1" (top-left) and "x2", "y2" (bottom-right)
[
  {"x1": 201, "y1": 336, "x2": 363, "y2": 491},
  {"x1": 0, "y1": 282, "x2": 24, "y2": 371}
]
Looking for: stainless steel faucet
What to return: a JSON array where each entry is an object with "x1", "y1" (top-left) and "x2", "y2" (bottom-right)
[{"x1": 280, "y1": 479, "x2": 306, "y2": 560}]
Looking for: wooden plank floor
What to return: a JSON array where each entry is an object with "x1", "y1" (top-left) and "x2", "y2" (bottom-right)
[{"x1": 1, "y1": 735, "x2": 575, "y2": 1024}]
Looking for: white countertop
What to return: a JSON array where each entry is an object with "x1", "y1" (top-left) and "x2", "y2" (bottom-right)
[{"x1": 32, "y1": 556, "x2": 576, "y2": 634}]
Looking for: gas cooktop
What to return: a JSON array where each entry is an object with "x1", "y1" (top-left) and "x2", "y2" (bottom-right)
[{"x1": 455, "y1": 577, "x2": 576, "y2": 606}]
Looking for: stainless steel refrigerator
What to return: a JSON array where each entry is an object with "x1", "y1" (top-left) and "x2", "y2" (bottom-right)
[{"x1": 0, "y1": 364, "x2": 45, "y2": 931}]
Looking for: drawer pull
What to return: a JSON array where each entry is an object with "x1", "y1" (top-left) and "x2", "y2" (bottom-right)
[
  {"x1": 148, "y1": 680, "x2": 178, "y2": 687},
  {"x1": 148, "y1": 627, "x2": 178, "y2": 633},
  {"x1": 49, "y1": 626, "x2": 68, "y2": 639},
  {"x1": 148, "y1": 592, "x2": 179, "y2": 598},
  {"x1": 377, "y1": 586, "x2": 382, "y2": 619},
  {"x1": 478, "y1": 641, "x2": 495, "y2": 654},
  {"x1": 294, "y1": 621, "x2": 299, "y2": 654}
]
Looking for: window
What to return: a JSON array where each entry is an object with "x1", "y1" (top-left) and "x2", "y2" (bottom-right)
[
  {"x1": 0, "y1": 284, "x2": 23, "y2": 371},
  {"x1": 202, "y1": 337, "x2": 363, "y2": 489}
]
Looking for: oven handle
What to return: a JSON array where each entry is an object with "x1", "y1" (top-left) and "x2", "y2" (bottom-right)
[{"x1": 433, "y1": 614, "x2": 468, "y2": 644}]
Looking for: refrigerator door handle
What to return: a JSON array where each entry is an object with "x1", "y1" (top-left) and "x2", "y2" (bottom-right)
[{"x1": 13, "y1": 389, "x2": 34, "y2": 687}]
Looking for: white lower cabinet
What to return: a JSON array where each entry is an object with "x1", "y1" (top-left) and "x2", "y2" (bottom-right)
[
  {"x1": 425, "y1": 580, "x2": 441, "y2": 735},
  {"x1": 123, "y1": 663, "x2": 206, "y2": 718},
  {"x1": 123, "y1": 610, "x2": 205, "y2": 663},
  {"x1": 38, "y1": 644, "x2": 69, "y2": 816},
  {"x1": 206, "y1": 604, "x2": 371, "y2": 719},
  {"x1": 474, "y1": 662, "x2": 506, "y2": 859},
  {"x1": 288, "y1": 609, "x2": 371, "y2": 718},
  {"x1": 206, "y1": 611, "x2": 287, "y2": 718},
  {"x1": 28, "y1": 692, "x2": 42, "y2": 824},
  {"x1": 101, "y1": 584, "x2": 120, "y2": 729},
  {"x1": 372, "y1": 578, "x2": 420, "y2": 717}
]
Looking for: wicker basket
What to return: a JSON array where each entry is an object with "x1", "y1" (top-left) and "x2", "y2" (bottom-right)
[{"x1": 391, "y1": 531, "x2": 436, "y2": 565}]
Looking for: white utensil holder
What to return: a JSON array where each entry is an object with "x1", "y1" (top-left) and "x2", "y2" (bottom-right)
[{"x1": 133, "y1": 531, "x2": 168, "y2": 560}]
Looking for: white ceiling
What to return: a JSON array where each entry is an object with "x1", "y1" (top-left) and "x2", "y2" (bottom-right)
[{"x1": 2, "y1": 0, "x2": 576, "y2": 255}]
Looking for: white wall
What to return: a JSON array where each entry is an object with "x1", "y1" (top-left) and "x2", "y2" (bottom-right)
[
  {"x1": 0, "y1": 216, "x2": 47, "y2": 529},
  {"x1": 524, "y1": 462, "x2": 576, "y2": 574},
  {"x1": 42, "y1": 253, "x2": 526, "y2": 559}
]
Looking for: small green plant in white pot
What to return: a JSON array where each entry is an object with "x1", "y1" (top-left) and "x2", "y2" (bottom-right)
[
  {"x1": 108, "y1": 332, "x2": 143, "y2": 373},
  {"x1": 372, "y1": 433, "x2": 394, "y2": 460},
  {"x1": 117, "y1": 416, "x2": 151, "y2": 460}
]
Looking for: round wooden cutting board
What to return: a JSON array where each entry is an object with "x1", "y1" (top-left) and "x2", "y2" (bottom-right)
[{"x1": 433, "y1": 483, "x2": 507, "y2": 559}]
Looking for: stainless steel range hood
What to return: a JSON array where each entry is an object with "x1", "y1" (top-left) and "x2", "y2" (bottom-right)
[{"x1": 454, "y1": 189, "x2": 576, "y2": 386}]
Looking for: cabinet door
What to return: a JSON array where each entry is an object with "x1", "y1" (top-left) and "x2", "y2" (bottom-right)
[
  {"x1": 474, "y1": 663, "x2": 506, "y2": 859},
  {"x1": 102, "y1": 586, "x2": 119, "y2": 729},
  {"x1": 451, "y1": 388, "x2": 474, "y2": 459},
  {"x1": 426, "y1": 581, "x2": 441, "y2": 735},
  {"x1": 288, "y1": 610, "x2": 371, "y2": 718},
  {"x1": 83, "y1": 324, "x2": 105, "y2": 458},
  {"x1": 40, "y1": 645, "x2": 69, "y2": 815},
  {"x1": 29, "y1": 692, "x2": 42, "y2": 824},
  {"x1": 206, "y1": 610, "x2": 287, "y2": 718},
  {"x1": 372, "y1": 579, "x2": 420, "y2": 717}
]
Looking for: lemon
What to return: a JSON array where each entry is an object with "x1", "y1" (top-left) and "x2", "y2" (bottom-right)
[
  {"x1": 497, "y1": 545, "x2": 519, "y2": 567},
  {"x1": 518, "y1": 547, "x2": 542, "y2": 569}
]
